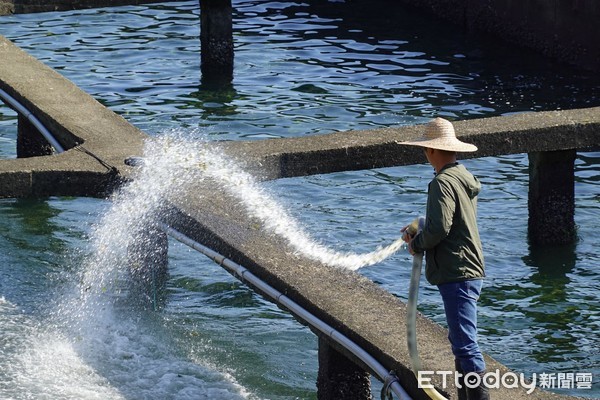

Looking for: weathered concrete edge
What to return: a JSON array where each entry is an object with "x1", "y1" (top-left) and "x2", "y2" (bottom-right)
[
  {"x1": 163, "y1": 183, "x2": 578, "y2": 400},
  {"x1": 218, "y1": 107, "x2": 600, "y2": 181},
  {"x1": 2, "y1": 31, "x2": 598, "y2": 190},
  {"x1": 0, "y1": 154, "x2": 119, "y2": 198},
  {"x1": 162, "y1": 194, "x2": 450, "y2": 400},
  {"x1": 0, "y1": 0, "x2": 13, "y2": 15},
  {"x1": 0, "y1": 35, "x2": 147, "y2": 164},
  {"x1": 0, "y1": 34, "x2": 146, "y2": 196}
]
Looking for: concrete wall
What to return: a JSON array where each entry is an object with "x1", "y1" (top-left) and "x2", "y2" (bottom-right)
[{"x1": 397, "y1": 0, "x2": 600, "y2": 71}]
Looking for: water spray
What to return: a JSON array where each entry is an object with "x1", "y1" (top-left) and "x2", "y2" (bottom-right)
[
  {"x1": 127, "y1": 140, "x2": 408, "y2": 271},
  {"x1": 0, "y1": 97, "x2": 413, "y2": 397},
  {"x1": 130, "y1": 139, "x2": 444, "y2": 399}
]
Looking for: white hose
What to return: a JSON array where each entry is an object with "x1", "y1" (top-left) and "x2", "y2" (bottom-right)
[
  {"x1": 406, "y1": 218, "x2": 447, "y2": 400},
  {"x1": 0, "y1": 88, "x2": 65, "y2": 153}
]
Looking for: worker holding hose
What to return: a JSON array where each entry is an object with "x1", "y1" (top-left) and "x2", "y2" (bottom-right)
[{"x1": 401, "y1": 118, "x2": 489, "y2": 400}]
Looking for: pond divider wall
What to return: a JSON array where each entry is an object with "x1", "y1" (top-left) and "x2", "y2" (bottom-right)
[{"x1": 1, "y1": 34, "x2": 596, "y2": 399}]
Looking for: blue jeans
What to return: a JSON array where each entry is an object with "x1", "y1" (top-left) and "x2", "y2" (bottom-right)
[{"x1": 437, "y1": 279, "x2": 486, "y2": 373}]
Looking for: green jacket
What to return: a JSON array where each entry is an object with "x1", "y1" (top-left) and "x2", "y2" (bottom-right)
[{"x1": 411, "y1": 163, "x2": 485, "y2": 285}]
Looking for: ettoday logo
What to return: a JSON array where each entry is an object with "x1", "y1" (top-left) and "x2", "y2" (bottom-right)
[
  {"x1": 418, "y1": 370, "x2": 593, "y2": 393},
  {"x1": 418, "y1": 369, "x2": 535, "y2": 394}
]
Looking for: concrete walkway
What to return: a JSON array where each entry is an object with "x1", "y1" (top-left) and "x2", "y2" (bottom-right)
[
  {"x1": 219, "y1": 108, "x2": 599, "y2": 181},
  {"x1": 0, "y1": 35, "x2": 145, "y2": 197},
  {"x1": 1, "y1": 34, "x2": 594, "y2": 399}
]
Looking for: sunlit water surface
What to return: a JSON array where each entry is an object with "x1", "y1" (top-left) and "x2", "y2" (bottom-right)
[{"x1": 0, "y1": 1, "x2": 598, "y2": 399}]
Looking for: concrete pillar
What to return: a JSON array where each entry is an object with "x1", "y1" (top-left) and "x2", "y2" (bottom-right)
[
  {"x1": 128, "y1": 222, "x2": 169, "y2": 309},
  {"x1": 17, "y1": 114, "x2": 53, "y2": 158},
  {"x1": 317, "y1": 337, "x2": 371, "y2": 400},
  {"x1": 528, "y1": 150, "x2": 576, "y2": 246},
  {"x1": 200, "y1": 0, "x2": 234, "y2": 82}
]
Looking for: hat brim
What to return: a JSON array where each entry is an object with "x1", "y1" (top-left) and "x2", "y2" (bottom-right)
[{"x1": 400, "y1": 138, "x2": 478, "y2": 152}]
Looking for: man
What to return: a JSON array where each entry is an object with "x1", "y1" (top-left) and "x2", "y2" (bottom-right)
[{"x1": 401, "y1": 117, "x2": 489, "y2": 400}]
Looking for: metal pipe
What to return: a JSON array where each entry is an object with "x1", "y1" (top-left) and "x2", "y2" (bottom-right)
[
  {"x1": 0, "y1": 88, "x2": 65, "y2": 153},
  {"x1": 159, "y1": 222, "x2": 413, "y2": 400}
]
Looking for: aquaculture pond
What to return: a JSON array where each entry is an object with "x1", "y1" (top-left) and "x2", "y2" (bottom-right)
[{"x1": 0, "y1": 1, "x2": 598, "y2": 399}]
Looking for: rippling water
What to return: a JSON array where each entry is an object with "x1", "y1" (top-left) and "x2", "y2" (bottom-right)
[{"x1": 0, "y1": 1, "x2": 598, "y2": 399}]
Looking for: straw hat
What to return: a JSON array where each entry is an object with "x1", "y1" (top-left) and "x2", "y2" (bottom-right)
[{"x1": 401, "y1": 117, "x2": 477, "y2": 152}]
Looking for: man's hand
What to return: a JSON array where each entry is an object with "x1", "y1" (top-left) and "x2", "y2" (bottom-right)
[
  {"x1": 400, "y1": 225, "x2": 412, "y2": 242},
  {"x1": 400, "y1": 225, "x2": 417, "y2": 255}
]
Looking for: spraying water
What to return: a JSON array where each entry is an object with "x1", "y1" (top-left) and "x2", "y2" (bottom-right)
[
  {"x1": 1, "y1": 132, "x2": 408, "y2": 400},
  {"x1": 146, "y1": 134, "x2": 407, "y2": 270},
  {"x1": 0, "y1": 134, "x2": 253, "y2": 400}
]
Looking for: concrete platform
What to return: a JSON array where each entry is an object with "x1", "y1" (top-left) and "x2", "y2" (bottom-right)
[
  {"x1": 217, "y1": 108, "x2": 599, "y2": 181},
  {"x1": 0, "y1": 35, "x2": 145, "y2": 197}
]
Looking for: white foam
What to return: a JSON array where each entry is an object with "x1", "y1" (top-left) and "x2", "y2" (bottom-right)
[
  {"x1": 1, "y1": 134, "x2": 256, "y2": 400},
  {"x1": 1, "y1": 317, "x2": 250, "y2": 400},
  {"x1": 0, "y1": 298, "x2": 122, "y2": 399}
]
